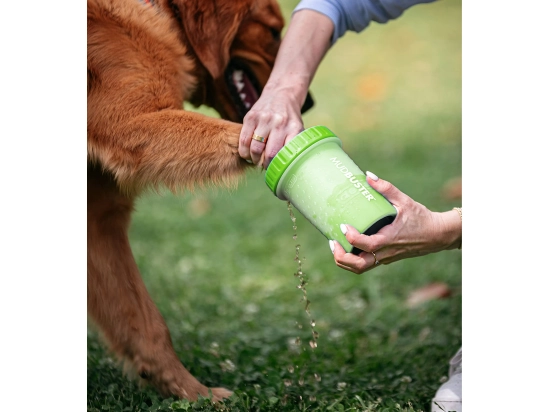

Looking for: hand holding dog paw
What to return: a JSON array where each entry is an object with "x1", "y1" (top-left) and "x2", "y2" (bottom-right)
[
  {"x1": 238, "y1": 10, "x2": 334, "y2": 170},
  {"x1": 239, "y1": 84, "x2": 305, "y2": 169}
]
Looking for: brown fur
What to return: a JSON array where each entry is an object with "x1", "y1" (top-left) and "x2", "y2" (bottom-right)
[{"x1": 87, "y1": 0, "x2": 284, "y2": 401}]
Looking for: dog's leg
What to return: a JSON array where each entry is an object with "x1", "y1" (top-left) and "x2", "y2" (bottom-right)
[
  {"x1": 87, "y1": 165, "x2": 232, "y2": 402},
  {"x1": 88, "y1": 110, "x2": 250, "y2": 195}
]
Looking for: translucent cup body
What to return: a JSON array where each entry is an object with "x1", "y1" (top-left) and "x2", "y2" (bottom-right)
[{"x1": 275, "y1": 137, "x2": 396, "y2": 254}]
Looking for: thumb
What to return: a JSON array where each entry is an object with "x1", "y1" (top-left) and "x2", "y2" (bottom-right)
[{"x1": 365, "y1": 171, "x2": 407, "y2": 206}]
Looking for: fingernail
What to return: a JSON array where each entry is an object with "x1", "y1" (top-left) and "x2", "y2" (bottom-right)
[
  {"x1": 340, "y1": 224, "x2": 348, "y2": 235},
  {"x1": 366, "y1": 171, "x2": 379, "y2": 181},
  {"x1": 329, "y1": 240, "x2": 335, "y2": 254}
]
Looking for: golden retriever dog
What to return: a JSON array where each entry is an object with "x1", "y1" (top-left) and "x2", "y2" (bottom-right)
[{"x1": 87, "y1": 0, "x2": 312, "y2": 402}]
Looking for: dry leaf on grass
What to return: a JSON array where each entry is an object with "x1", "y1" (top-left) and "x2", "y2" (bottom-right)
[
  {"x1": 441, "y1": 176, "x2": 462, "y2": 201},
  {"x1": 188, "y1": 197, "x2": 211, "y2": 218},
  {"x1": 406, "y1": 282, "x2": 452, "y2": 308}
]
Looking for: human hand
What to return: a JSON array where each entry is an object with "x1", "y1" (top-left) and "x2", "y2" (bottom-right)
[
  {"x1": 237, "y1": 9, "x2": 333, "y2": 170},
  {"x1": 329, "y1": 171, "x2": 462, "y2": 274},
  {"x1": 238, "y1": 83, "x2": 305, "y2": 169}
]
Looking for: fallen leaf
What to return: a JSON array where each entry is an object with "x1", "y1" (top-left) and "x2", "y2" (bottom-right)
[
  {"x1": 406, "y1": 282, "x2": 451, "y2": 308},
  {"x1": 441, "y1": 176, "x2": 462, "y2": 201},
  {"x1": 188, "y1": 196, "x2": 211, "y2": 218}
]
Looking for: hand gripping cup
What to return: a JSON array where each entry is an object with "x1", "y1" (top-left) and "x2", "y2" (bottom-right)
[{"x1": 265, "y1": 126, "x2": 397, "y2": 255}]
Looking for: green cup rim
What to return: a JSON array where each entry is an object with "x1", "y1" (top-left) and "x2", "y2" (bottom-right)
[{"x1": 264, "y1": 125, "x2": 341, "y2": 194}]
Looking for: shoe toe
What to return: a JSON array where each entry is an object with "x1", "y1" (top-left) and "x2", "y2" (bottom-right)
[{"x1": 431, "y1": 372, "x2": 461, "y2": 412}]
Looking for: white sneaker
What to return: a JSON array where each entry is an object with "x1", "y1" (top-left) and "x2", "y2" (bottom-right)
[{"x1": 431, "y1": 348, "x2": 462, "y2": 412}]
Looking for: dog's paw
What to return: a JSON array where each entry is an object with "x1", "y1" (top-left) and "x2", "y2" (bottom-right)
[
  {"x1": 170, "y1": 384, "x2": 232, "y2": 403},
  {"x1": 210, "y1": 387, "x2": 233, "y2": 402}
]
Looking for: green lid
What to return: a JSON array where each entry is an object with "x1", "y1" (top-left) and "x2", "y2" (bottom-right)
[{"x1": 265, "y1": 125, "x2": 341, "y2": 194}]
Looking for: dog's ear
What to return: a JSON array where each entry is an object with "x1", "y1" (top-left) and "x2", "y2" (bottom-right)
[{"x1": 172, "y1": 0, "x2": 250, "y2": 80}]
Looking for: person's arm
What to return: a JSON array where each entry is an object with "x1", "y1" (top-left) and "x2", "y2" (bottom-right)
[
  {"x1": 238, "y1": 9, "x2": 333, "y2": 168},
  {"x1": 330, "y1": 171, "x2": 461, "y2": 274},
  {"x1": 296, "y1": 0, "x2": 437, "y2": 45},
  {"x1": 239, "y1": 0, "x2": 437, "y2": 169}
]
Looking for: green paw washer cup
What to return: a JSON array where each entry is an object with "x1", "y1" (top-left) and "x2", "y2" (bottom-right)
[{"x1": 265, "y1": 125, "x2": 397, "y2": 255}]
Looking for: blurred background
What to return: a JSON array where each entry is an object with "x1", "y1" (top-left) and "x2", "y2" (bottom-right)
[{"x1": 88, "y1": 1, "x2": 461, "y2": 410}]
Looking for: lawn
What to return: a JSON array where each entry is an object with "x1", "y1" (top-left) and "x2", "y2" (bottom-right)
[{"x1": 87, "y1": 1, "x2": 461, "y2": 411}]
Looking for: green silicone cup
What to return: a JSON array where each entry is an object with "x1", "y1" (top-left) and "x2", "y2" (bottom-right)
[{"x1": 265, "y1": 125, "x2": 397, "y2": 254}]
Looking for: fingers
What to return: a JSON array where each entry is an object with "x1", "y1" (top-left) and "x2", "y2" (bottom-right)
[
  {"x1": 329, "y1": 240, "x2": 378, "y2": 274},
  {"x1": 238, "y1": 98, "x2": 304, "y2": 168},
  {"x1": 366, "y1": 171, "x2": 406, "y2": 207},
  {"x1": 263, "y1": 121, "x2": 303, "y2": 169},
  {"x1": 326, "y1": 173, "x2": 436, "y2": 275},
  {"x1": 339, "y1": 223, "x2": 387, "y2": 255},
  {"x1": 239, "y1": 110, "x2": 276, "y2": 167},
  {"x1": 239, "y1": 124, "x2": 301, "y2": 169},
  {"x1": 247, "y1": 126, "x2": 289, "y2": 169},
  {"x1": 239, "y1": 110, "x2": 271, "y2": 166},
  {"x1": 256, "y1": 114, "x2": 292, "y2": 168},
  {"x1": 238, "y1": 114, "x2": 255, "y2": 161},
  {"x1": 249, "y1": 128, "x2": 269, "y2": 166}
]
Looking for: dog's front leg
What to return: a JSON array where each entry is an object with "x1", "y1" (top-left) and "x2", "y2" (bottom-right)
[{"x1": 88, "y1": 110, "x2": 250, "y2": 194}]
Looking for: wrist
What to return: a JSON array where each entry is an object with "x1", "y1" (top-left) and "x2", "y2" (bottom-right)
[
  {"x1": 437, "y1": 209, "x2": 463, "y2": 250},
  {"x1": 262, "y1": 76, "x2": 309, "y2": 107}
]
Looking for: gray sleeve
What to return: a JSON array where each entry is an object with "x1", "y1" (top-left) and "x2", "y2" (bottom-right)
[{"x1": 293, "y1": 0, "x2": 437, "y2": 44}]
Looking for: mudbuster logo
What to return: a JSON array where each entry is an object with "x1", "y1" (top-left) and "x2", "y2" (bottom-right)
[{"x1": 330, "y1": 157, "x2": 375, "y2": 201}]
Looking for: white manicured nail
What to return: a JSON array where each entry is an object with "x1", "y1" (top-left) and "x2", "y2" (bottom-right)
[
  {"x1": 366, "y1": 171, "x2": 379, "y2": 181},
  {"x1": 340, "y1": 224, "x2": 348, "y2": 235},
  {"x1": 329, "y1": 240, "x2": 335, "y2": 254}
]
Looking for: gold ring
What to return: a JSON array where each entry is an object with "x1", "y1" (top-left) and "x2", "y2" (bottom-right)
[
  {"x1": 371, "y1": 252, "x2": 380, "y2": 266},
  {"x1": 252, "y1": 133, "x2": 266, "y2": 143}
]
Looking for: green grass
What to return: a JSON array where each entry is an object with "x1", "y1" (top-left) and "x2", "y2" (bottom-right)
[{"x1": 88, "y1": 1, "x2": 461, "y2": 410}]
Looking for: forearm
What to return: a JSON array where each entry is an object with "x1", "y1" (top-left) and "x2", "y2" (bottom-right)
[
  {"x1": 295, "y1": 0, "x2": 437, "y2": 44},
  {"x1": 263, "y1": 9, "x2": 334, "y2": 108}
]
